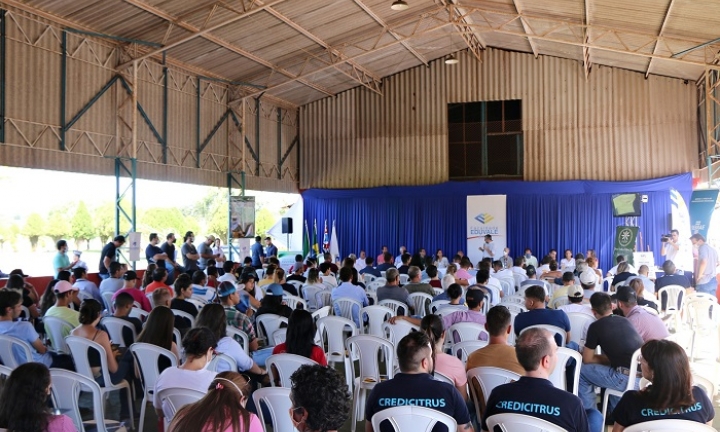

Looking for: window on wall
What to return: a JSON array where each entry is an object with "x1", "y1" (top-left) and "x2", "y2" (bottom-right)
[{"x1": 448, "y1": 100, "x2": 523, "y2": 180}]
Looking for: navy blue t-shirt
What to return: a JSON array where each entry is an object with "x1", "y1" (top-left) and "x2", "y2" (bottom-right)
[
  {"x1": 98, "y1": 242, "x2": 117, "y2": 275},
  {"x1": 251, "y1": 242, "x2": 264, "y2": 267},
  {"x1": 614, "y1": 386, "x2": 714, "y2": 427},
  {"x1": 365, "y1": 373, "x2": 470, "y2": 432},
  {"x1": 513, "y1": 308, "x2": 571, "y2": 346},
  {"x1": 482, "y1": 376, "x2": 589, "y2": 432},
  {"x1": 360, "y1": 266, "x2": 382, "y2": 277},
  {"x1": 145, "y1": 244, "x2": 165, "y2": 268}
]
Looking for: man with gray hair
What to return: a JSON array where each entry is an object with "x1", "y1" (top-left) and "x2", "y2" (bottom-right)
[
  {"x1": 376, "y1": 268, "x2": 412, "y2": 315},
  {"x1": 404, "y1": 266, "x2": 434, "y2": 296},
  {"x1": 481, "y1": 328, "x2": 600, "y2": 432}
]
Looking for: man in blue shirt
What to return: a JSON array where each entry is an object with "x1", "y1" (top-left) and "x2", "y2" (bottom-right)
[
  {"x1": 359, "y1": 257, "x2": 381, "y2": 277},
  {"x1": 146, "y1": 232, "x2": 174, "y2": 283},
  {"x1": 264, "y1": 237, "x2": 278, "y2": 259},
  {"x1": 251, "y1": 235, "x2": 265, "y2": 269},
  {"x1": 514, "y1": 285, "x2": 572, "y2": 348},
  {"x1": 331, "y1": 266, "x2": 368, "y2": 327},
  {"x1": 375, "y1": 252, "x2": 396, "y2": 272}
]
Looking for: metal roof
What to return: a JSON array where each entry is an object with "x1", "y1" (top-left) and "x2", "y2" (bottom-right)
[{"x1": 6, "y1": 0, "x2": 720, "y2": 106}]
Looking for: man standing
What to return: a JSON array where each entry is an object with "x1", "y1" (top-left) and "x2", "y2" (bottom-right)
[
  {"x1": 146, "y1": 233, "x2": 174, "y2": 283},
  {"x1": 181, "y1": 231, "x2": 200, "y2": 273},
  {"x1": 99, "y1": 262, "x2": 125, "y2": 295},
  {"x1": 365, "y1": 331, "x2": 473, "y2": 432},
  {"x1": 691, "y1": 233, "x2": 719, "y2": 295},
  {"x1": 197, "y1": 235, "x2": 216, "y2": 271},
  {"x1": 614, "y1": 286, "x2": 669, "y2": 342},
  {"x1": 264, "y1": 237, "x2": 278, "y2": 259},
  {"x1": 523, "y1": 248, "x2": 539, "y2": 269},
  {"x1": 479, "y1": 234, "x2": 496, "y2": 260},
  {"x1": 53, "y1": 239, "x2": 76, "y2": 278},
  {"x1": 578, "y1": 292, "x2": 643, "y2": 413},
  {"x1": 660, "y1": 229, "x2": 681, "y2": 262},
  {"x1": 98, "y1": 235, "x2": 125, "y2": 280},
  {"x1": 481, "y1": 328, "x2": 598, "y2": 432},
  {"x1": 251, "y1": 235, "x2": 265, "y2": 269}
]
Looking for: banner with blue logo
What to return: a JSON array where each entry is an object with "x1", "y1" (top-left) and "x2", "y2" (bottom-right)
[
  {"x1": 689, "y1": 189, "x2": 719, "y2": 239},
  {"x1": 467, "y1": 195, "x2": 507, "y2": 265}
]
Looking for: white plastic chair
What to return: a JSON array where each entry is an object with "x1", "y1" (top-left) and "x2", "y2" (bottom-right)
[
  {"x1": 363, "y1": 274, "x2": 378, "y2": 284},
  {"x1": 129, "y1": 307, "x2": 149, "y2": 321},
  {"x1": 407, "y1": 292, "x2": 433, "y2": 317},
  {"x1": 226, "y1": 327, "x2": 250, "y2": 355},
  {"x1": 399, "y1": 274, "x2": 410, "y2": 285},
  {"x1": 100, "y1": 317, "x2": 137, "y2": 347},
  {"x1": 360, "y1": 305, "x2": 393, "y2": 338},
  {"x1": 287, "y1": 280, "x2": 303, "y2": 292},
  {"x1": 378, "y1": 299, "x2": 408, "y2": 316},
  {"x1": 266, "y1": 353, "x2": 318, "y2": 387},
  {"x1": 367, "y1": 291, "x2": 378, "y2": 306},
  {"x1": 315, "y1": 291, "x2": 333, "y2": 309},
  {"x1": 502, "y1": 294, "x2": 526, "y2": 305},
  {"x1": 486, "y1": 413, "x2": 567, "y2": 432},
  {"x1": 272, "y1": 328, "x2": 287, "y2": 346},
  {"x1": 451, "y1": 340, "x2": 488, "y2": 363},
  {"x1": 317, "y1": 316, "x2": 358, "y2": 389},
  {"x1": 50, "y1": 368, "x2": 123, "y2": 432},
  {"x1": 252, "y1": 387, "x2": 297, "y2": 432},
  {"x1": 302, "y1": 285, "x2": 323, "y2": 310},
  {"x1": 172, "y1": 328, "x2": 181, "y2": 346},
  {"x1": 366, "y1": 280, "x2": 385, "y2": 292},
  {"x1": 65, "y1": 336, "x2": 134, "y2": 427},
  {"x1": 284, "y1": 294, "x2": 307, "y2": 310},
  {"x1": 467, "y1": 366, "x2": 522, "y2": 422},
  {"x1": 129, "y1": 342, "x2": 178, "y2": 432},
  {"x1": 693, "y1": 373, "x2": 717, "y2": 398},
  {"x1": 435, "y1": 304, "x2": 469, "y2": 318},
  {"x1": 446, "y1": 322, "x2": 489, "y2": 344},
  {"x1": 333, "y1": 297, "x2": 363, "y2": 326},
  {"x1": 255, "y1": 313, "x2": 288, "y2": 346},
  {"x1": 311, "y1": 305, "x2": 331, "y2": 322},
  {"x1": 157, "y1": 387, "x2": 206, "y2": 425},
  {"x1": 43, "y1": 316, "x2": 74, "y2": 353},
  {"x1": 432, "y1": 287, "x2": 444, "y2": 297},
  {"x1": 550, "y1": 296, "x2": 570, "y2": 309},
  {"x1": 684, "y1": 298, "x2": 719, "y2": 361},
  {"x1": 566, "y1": 312, "x2": 595, "y2": 346},
  {"x1": 429, "y1": 300, "x2": 450, "y2": 314},
  {"x1": 657, "y1": 285, "x2": 685, "y2": 330},
  {"x1": 623, "y1": 420, "x2": 717, "y2": 432},
  {"x1": 548, "y1": 346, "x2": 581, "y2": 395},
  {"x1": 207, "y1": 352, "x2": 238, "y2": 372},
  {"x1": 346, "y1": 335, "x2": 396, "y2": 430},
  {"x1": 383, "y1": 320, "x2": 418, "y2": 348},
  {"x1": 0, "y1": 364, "x2": 11, "y2": 377},
  {"x1": 101, "y1": 291, "x2": 115, "y2": 313},
  {"x1": 371, "y1": 405, "x2": 457, "y2": 432},
  {"x1": 601, "y1": 347, "x2": 641, "y2": 425},
  {"x1": 498, "y1": 278, "x2": 514, "y2": 297},
  {"x1": 0, "y1": 334, "x2": 34, "y2": 368},
  {"x1": 499, "y1": 302, "x2": 526, "y2": 315},
  {"x1": 186, "y1": 297, "x2": 206, "y2": 312},
  {"x1": 520, "y1": 324, "x2": 567, "y2": 347},
  {"x1": 146, "y1": 293, "x2": 155, "y2": 309},
  {"x1": 170, "y1": 309, "x2": 195, "y2": 327}
]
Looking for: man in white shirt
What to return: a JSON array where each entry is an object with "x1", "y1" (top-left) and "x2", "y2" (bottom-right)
[
  {"x1": 660, "y1": 229, "x2": 680, "y2": 262},
  {"x1": 523, "y1": 248, "x2": 539, "y2": 269},
  {"x1": 606, "y1": 255, "x2": 637, "y2": 277},
  {"x1": 479, "y1": 235, "x2": 497, "y2": 260},
  {"x1": 217, "y1": 261, "x2": 238, "y2": 284},
  {"x1": 492, "y1": 260, "x2": 513, "y2": 280},
  {"x1": 394, "y1": 246, "x2": 407, "y2": 267}
]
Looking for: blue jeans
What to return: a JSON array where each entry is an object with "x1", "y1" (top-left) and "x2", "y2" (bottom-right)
[
  {"x1": 99, "y1": 273, "x2": 109, "y2": 280},
  {"x1": 578, "y1": 363, "x2": 638, "y2": 411},
  {"x1": 586, "y1": 408, "x2": 603, "y2": 432},
  {"x1": 696, "y1": 278, "x2": 718, "y2": 295},
  {"x1": 251, "y1": 347, "x2": 274, "y2": 368}
]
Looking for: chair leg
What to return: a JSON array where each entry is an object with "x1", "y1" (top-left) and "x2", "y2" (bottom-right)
[
  {"x1": 690, "y1": 330, "x2": 697, "y2": 362},
  {"x1": 601, "y1": 390, "x2": 610, "y2": 427},
  {"x1": 350, "y1": 386, "x2": 360, "y2": 432},
  {"x1": 137, "y1": 395, "x2": 147, "y2": 432},
  {"x1": 125, "y1": 388, "x2": 135, "y2": 430}
]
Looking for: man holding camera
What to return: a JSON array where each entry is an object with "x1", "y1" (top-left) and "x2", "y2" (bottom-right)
[{"x1": 660, "y1": 229, "x2": 680, "y2": 262}]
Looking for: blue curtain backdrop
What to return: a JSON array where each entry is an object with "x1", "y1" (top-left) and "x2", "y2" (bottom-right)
[{"x1": 302, "y1": 173, "x2": 693, "y2": 271}]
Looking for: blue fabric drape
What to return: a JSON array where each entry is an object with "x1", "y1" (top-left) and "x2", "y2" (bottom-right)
[{"x1": 302, "y1": 173, "x2": 692, "y2": 271}]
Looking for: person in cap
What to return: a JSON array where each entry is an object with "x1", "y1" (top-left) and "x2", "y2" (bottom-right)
[
  {"x1": 613, "y1": 286, "x2": 668, "y2": 343},
  {"x1": 197, "y1": 235, "x2": 216, "y2": 271},
  {"x1": 98, "y1": 235, "x2": 125, "y2": 280},
  {"x1": 558, "y1": 284, "x2": 594, "y2": 343},
  {"x1": 111, "y1": 270, "x2": 151, "y2": 312},
  {"x1": 255, "y1": 283, "x2": 292, "y2": 319},
  {"x1": 181, "y1": 231, "x2": 200, "y2": 273},
  {"x1": 690, "y1": 233, "x2": 719, "y2": 295},
  {"x1": 578, "y1": 268, "x2": 599, "y2": 300},
  {"x1": 43, "y1": 280, "x2": 80, "y2": 338},
  {"x1": 218, "y1": 281, "x2": 259, "y2": 352}
]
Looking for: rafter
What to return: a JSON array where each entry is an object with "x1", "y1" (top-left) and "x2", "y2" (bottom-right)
[
  {"x1": 121, "y1": 0, "x2": 334, "y2": 97},
  {"x1": 440, "y1": 0, "x2": 486, "y2": 62},
  {"x1": 583, "y1": 0, "x2": 591, "y2": 79},
  {"x1": 645, "y1": 0, "x2": 676, "y2": 78},
  {"x1": 510, "y1": 0, "x2": 539, "y2": 58},
  {"x1": 352, "y1": 0, "x2": 429, "y2": 66}
]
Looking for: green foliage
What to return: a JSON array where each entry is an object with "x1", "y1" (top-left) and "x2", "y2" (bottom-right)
[
  {"x1": 45, "y1": 206, "x2": 72, "y2": 243},
  {"x1": 70, "y1": 201, "x2": 94, "y2": 249},
  {"x1": 139, "y1": 207, "x2": 193, "y2": 237},
  {"x1": 255, "y1": 207, "x2": 274, "y2": 239},
  {"x1": 22, "y1": 213, "x2": 44, "y2": 251},
  {"x1": 208, "y1": 209, "x2": 228, "y2": 241},
  {"x1": 92, "y1": 202, "x2": 131, "y2": 244}
]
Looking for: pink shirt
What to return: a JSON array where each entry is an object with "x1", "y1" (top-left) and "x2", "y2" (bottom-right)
[
  {"x1": 201, "y1": 413, "x2": 263, "y2": 432},
  {"x1": 47, "y1": 414, "x2": 78, "y2": 432},
  {"x1": 112, "y1": 288, "x2": 152, "y2": 312},
  {"x1": 435, "y1": 352, "x2": 467, "y2": 388},
  {"x1": 455, "y1": 269, "x2": 472, "y2": 280}
]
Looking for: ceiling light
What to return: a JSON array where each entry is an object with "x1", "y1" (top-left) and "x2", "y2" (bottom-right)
[
  {"x1": 391, "y1": 0, "x2": 409, "y2": 11},
  {"x1": 445, "y1": 54, "x2": 459, "y2": 65}
]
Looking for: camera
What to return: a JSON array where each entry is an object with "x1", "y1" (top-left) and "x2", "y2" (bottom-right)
[{"x1": 660, "y1": 234, "x2": 672, "y2": 243}]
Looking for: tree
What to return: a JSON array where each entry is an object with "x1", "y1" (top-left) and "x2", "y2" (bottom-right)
[
  {"x1": 140, "y1": 207, "x2": 190, "y2": 236},
  {"x1": 22, "y1": 213, "x2": 44, "y2": 251},
  {"x1": 70, "y1": 201, "x2": 94, "y2": 249},
  {"x1": 93, "y1": 201, "x2": 131, "y2": 245},
  {"x1": 45, "y1": 206, "x2": 72, "y2": 244},
  {"x1": 255, "y1": 207, "x2": 275, "y2": 239},
  {"x1": 208, "y1": 208, "x2": 228, "y2": 241}
]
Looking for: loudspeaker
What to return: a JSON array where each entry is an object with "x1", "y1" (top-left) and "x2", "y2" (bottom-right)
[{"x1": 282, "y1": 217, "x2": 293, "y2": 234}]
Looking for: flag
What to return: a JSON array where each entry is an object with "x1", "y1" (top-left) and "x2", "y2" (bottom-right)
[
  {"x1": 312, "y1": 219, "x2": 319, "y2": 257},
  {"x1": 322, "y1": 220, "x2": 330, "y2": 253},
  {"x1": 303, "y1": 219, "x2": 310, "y2": 258},
  {"x1": 330, "y1": 220, "x2": 340, "y2": 262}
]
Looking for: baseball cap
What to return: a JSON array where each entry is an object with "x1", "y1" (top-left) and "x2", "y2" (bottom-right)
[
  {"x1": 218, "y1": 281, "x2": 237, "y2": 297},
  {"x1": 9, "y1": 269, "x2": 29, "y2": 278},
  {"x1": 568, "y1": 285, "x2": 584, "y2": 298},
  {"x1": 465, "y1": 289, "x2": 485, "y2": 304},
  {"x1": 54, "y1": 280, "x2": 78, "y2": 294},
  {"x1": 614, "y1": 285, "x2": 637, "y2": 303},
  {"x1": 123, "y1": 270, "x2": 138, "y2": 281},
  {"x1": 265, "y1": 283, "x2": 284, "y2": 296},
  {"x1": 579, "y1": 269, "x2": 597, "y2": 286}
]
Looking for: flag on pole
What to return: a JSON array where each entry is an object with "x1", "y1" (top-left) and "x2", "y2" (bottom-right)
[
  {"x1": 312, "y1": 219, "x2": 319, "y2": 257},
  {"x1": 303, "y1": 219, "x2": 310, "y2": 258},
  {"x1": 322, "y1": 220, "x2": 330, "y2": 253},
  {"x1": 330, "y1": 220, "x2": 340, "y2": 262}
]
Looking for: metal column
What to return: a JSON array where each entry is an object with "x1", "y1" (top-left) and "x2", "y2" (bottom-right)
[
  {"x1": 114, "y1": 157, "x2": 137, "y2": 269},
  {"x1": 226, "y1": 171, "x2": 246, "y2": 262},
  {"x1": 704, "y1": 67, "x2": 720, "y2": 188},
  {"x1": 0, "y1": 9, "x2": 5, "y2": 144}
]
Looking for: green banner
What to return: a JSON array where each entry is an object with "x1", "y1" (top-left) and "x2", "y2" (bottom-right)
[{"x1": 613, "y1": 226, "x2": 639, "y2": 267}]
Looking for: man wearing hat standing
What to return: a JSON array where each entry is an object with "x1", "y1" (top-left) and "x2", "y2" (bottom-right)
[
  {"x1": 614, "y1": 286, "x2": 668, "y2": 342},
  {"x1": 44, "y1": 280, "x2": 80, "y2": 340},
  {"x1": 112, "y1": 270, "x2": 151, "y2": 312},
  {"x1": 691, "y1": 233, "x2": 719, "y2": 295},
  {"x1": 197, "y1": 235, "x2": 217, "y2": 271},
  {"x1": 219, "y1": 281, "x2": 259, "y2": 352}
]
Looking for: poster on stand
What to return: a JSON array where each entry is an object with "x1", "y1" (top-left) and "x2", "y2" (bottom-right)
[
  {"x1": 467, "y1": 195, "x2": 507, "y2": 266},
  {"x1": 230, "y1": 196, "x2": 255, "y2": 238}
]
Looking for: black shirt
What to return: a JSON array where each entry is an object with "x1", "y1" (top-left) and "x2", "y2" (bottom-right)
[
  {"x1": 612, "y1": 271, "x2": 634, "y2": 287},
  {"x1": 170, "y1": 298, "x2": 198, "y2": 331},
  {"x1": 282, "y1": 283, "x2": 298, "y2": 297},
  {"x1": 655, "y1": 273, "x2": 691, "y2": 290},
  {"x1": 397, "y1": 265, "x2": 410, "y2": 275},
  {"x1": 286, "y1": 274, "x2": 307, "y2": 284},
  {"x1": 614, "y1": 386, "x2": 714, "y2": 427},
  {"x1": 145, "y1": 244, "x2": 165, "y2": 268},
  {"x1": 119, "y1": 316, "x2": 143, "y2": 347},
  {"x1": 161, "y1": 242, "x2": 176, "y2": 264},
  {"x1": 585, "y1": 314, "x2": 643, "y2": 368},
  {"x1": 99, "y1": 242, "x2": 117, "y2": 275}
]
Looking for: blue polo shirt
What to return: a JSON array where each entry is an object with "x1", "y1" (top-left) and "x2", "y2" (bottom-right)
[{"x1": 513, "y1": 308, "x2": 571, "y2": 346}]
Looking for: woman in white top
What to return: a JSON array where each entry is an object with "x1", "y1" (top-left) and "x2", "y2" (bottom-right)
[
  {"x1": 434, "y1": 249, "x2": 449, "y2": 269},
  {"x1": 212, "y1": 238, "x2": 226, "y2": 264},
  {"x1": 153, "y1": 327, "x2": 218, "y2": 418},
  {"x1": 560, "y1": 249, "x2": 576, "y2": 270}
]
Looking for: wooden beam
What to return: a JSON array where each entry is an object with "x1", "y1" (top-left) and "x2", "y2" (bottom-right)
[
  {"x1": 645, "y1": 0, "x2": 676, "y2": 78},
  {"x1": 511, "y1": 0, "x2": 539, "y2": 58}
]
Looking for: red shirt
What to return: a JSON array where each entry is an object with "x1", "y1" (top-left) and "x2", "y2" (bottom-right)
[
  {"x1": 430, "y1": 280, "x2": 442, "y2": 288},
  {"x1": 112, "y1": 288, "x2": 152, "y2": 312},
  {"x1": 272, "y1": 343, "x2": 328, "y2": 366},
  {"x1": 145, "y1": 281, "x2": 173, "y2": 296}
]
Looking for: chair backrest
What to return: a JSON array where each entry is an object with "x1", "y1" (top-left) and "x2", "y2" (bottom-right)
[
  {"x1": 520, "y1": 324, "x2": 567, "y2": 347},
  {"x1": 101, "y1": 291, "x2": 115, "y2": 313},
  {"x1": 432, "y1": 287, "x2": 444, "y2": 297},
  {"x1": 315, "y1": 291, "x2": 333, "y2": 309},
  {"x1": 226, "y1": 327, "x2": 250, "y2": 355},
  {"x1": 129, "y1": 343, "x2": 178, "y2": 397},
  {"x1": 486, "y1": 413, "x2": 567, "y2": 432},
  {"x1": 252, "y1": 387, "x2": 296, "y2": 432},
  {"x1": 467, "y1": 366, "x2": 522, "y2": 403},
  {"x1": 498, "y1": 278, "x2": 514, "y2": 297},
  {"x1": 361, "y1": 305, "x2": 394, "y2": 338},
  {"x1": 287, "y1": 280, "x2": 303, "y2": 290},
  {"x1": 66, "y1": 336, "x2": 114, "y2": 387},
  {"x1": 173, "y1": 328, "x2": 182, "y2": 346},
  {"x1": 266, "y1": 353, "x2": 318, "y2": 387},
  {"x1": 378, "y1": 299, "x2": 408, "y2": 316},
  {"x1": 170, "y1": 309, "x2": 195, "y2": 327},
  {"x1": 684, "y1": 298, "x2": 719, "y2": 331},
  {"x1": 622, "y1": 419, "x2": 717, "y2": 432},
  {"x1": 499, "y1": 302, "x2": 527, "y2": 315},
  {"x1": 186, "y1": 298, "x2": 206, "y2": 312},
  {"x1": 370, "y1": 405, "x2": 457, "y2": 432},
  {"x1": 50, "y1": 368, "x2": 109, "y2": 432},
  {"x1": 0, "y1": 364, "x2": 11, "y2": 377},
  {"x1": 382, "y1": 320, "x2": 418, "y2": 347},
  {"x1": 284, "y1": 294, "x2": 307, "y2": 310},
  {"x1": 302, "y1": 285, "x2": 323, "y2": 310},
  {"x1": 363, "y1": 273, "x2": 377, "y2": 284},
  {"x1": 657, "y1": 285, "x2": 685, "y2": 313},
  {"x1": 255, "y1": 313, "x2": 288, "y2": 345},
  {"x1": 693, "y1": 373, "x2": 717, "y2": 398},
  {"x1": 128, "y1": 307, "x2": 149, "y2": 321},
  {"x1": 548, "y1": 346, "x2": 582, "y2": 395},
  {"x1": 399, "y1": 274, "x2": 410, "y2": 285},
  {"x1": 272, "y1": 328, "x2": 287, "y2": 346},
  {"x1": 502, "y1": 294, "x2": 526, "y2": 305},
  {"x1": 366, "y1": 280, "x2": 385, "y2": 293},
  {"x1": 317, "y1": 316, "x2": 358, "y2": 363},
  {"x1": 566, "y1": 312, "x2": 595, "y2": 346},
  {"x1": 157, "y1": 387, "x2": 206, "y2": 424},
  {"x1": 311, "y1": 305, "x2": 331, "y2": 322},
  {"x1": 100, "y1": 317, "x2": 137, "y2": 347},
  {"x1": 0, "y1": 334, "x2": 34, "y2": 368},
  {"x1": 446, "y1": 322, "x2": 489, "y2": 344},
  {"x1": 146, "y1": 293, "x2": 155, "y2": 309},
  {"x1": 623, "y1": 348, "x2": 642, "y2": 392},
  {"x1": 550, "y1": 296, "x2": 570, "y2": 309},
  {"x1": 346, "y1": 335, "x2": 395, "y2": 386},
  {"x1": 451, "y1": 340, "x2": 489, "y2": 363},
  {"x1": 435, "y1": 304, "x2": 469, "y2": 318},
  {"x1": 407, "y1": 292, "x2": 433, "y2": 317},
  {"x1": 429, "y1": 300, "x2": 450, "y2": 314},
  {"x1": 333, "y1": 297, "x2": 363, "y2": 324},
  {"x1": 207, "y1": 352, "x2": 238, "y2": 373},
  {"x1": 43, "y1": 316, "x2": 74, "y2": 353}
]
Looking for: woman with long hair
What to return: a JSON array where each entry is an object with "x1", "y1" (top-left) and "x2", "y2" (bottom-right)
[
  {"x1": 0, "y1": 362, "x2": 77, "y2": 432},
  {"x1": 168, "y1": 371, "x2": 261, "y2": 432},
  {"x1": 39, "y1": 279, "x2": 59, "y2": 316},
  {"x1": 212, "y1": 237, "x2": 226, "y2": 264},
  {"x1": 195, "y1": 303, "x2": 266, "y2": 377},
  {"x1": 612, "y1": 340, "x2": 714, "y2": 431},
  {"x1": 305, "y1": 268, "x2": 325, "y2": 289},
  {"x1": 628, "y1": 278, "x2": 658, "y2": 311},
  {"x1": 434, "y1": 249, "x2": 449, "y2": 269},
  {"x1": 420, "y1": 314, "x2": 468, "y2": 401},
  {"x1": 271, "y1": 309, "x2": 327, "y2": 365},
  {"x1": 143, "y1": 263, "x2": 157, "y2": 289},
  {"x1": 560, "y1": 249, "x2": 575, "y2": 270},
  {"x1": 136, "y1": 306, "x2": 180, "y2": 361},
  {"x1": 289, "y1": 365, "x2": 351, "y2": 432}
]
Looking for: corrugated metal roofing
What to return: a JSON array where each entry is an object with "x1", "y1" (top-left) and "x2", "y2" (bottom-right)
[{"x1": 7, "y1": 0, "x2": 719, "y2": 107}]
